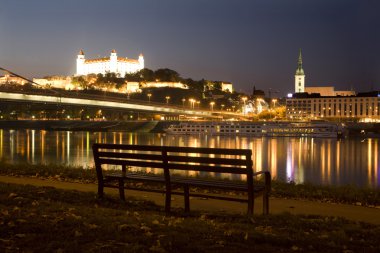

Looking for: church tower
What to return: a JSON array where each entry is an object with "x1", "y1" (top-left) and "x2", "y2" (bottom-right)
[
  {"x1": 138, "y1": 53, "x2": 145, "y2": 69},
  {"x1": 110, "y1": 49, "x2": 118, "y2": 73},
  {"x1": 295, "y1": 49, "x2": 305, "y2": 93},
  {"x1": 76, "y1": 49, "x2": 85, "y2": 76}
]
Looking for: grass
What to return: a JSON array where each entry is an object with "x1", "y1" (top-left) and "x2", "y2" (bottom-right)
[{"x1": 1, "y1": 182, "x2": 379, "y2": 252}]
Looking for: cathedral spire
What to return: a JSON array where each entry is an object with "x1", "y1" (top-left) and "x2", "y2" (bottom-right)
[
  {"x1": 295, "y1": 48, "x2": 304, "y2": 75},
  {"x1": 298, "y1": 48, "x2": 302, "y2": 67},
  {"x1": 294, "y1": 48, "x2": 305, "y2": 93}
]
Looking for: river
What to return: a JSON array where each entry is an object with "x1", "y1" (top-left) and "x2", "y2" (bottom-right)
[{"x1": 0, "y1": 129, "x2": 378, "y2": 188}]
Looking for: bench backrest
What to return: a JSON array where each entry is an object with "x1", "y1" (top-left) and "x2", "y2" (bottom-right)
[{"x1": 93, "y1": 143, "x2": 254, "y2": 180}]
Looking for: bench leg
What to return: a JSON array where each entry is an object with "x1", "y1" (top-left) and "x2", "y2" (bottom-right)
[
  {"x1": 165, "y1": 185, "x2": 171, "y2": 214},
  {"x1": 184, "y1": 184, "x2": 190, "y2": 212},
  {"x1": 118, "y1": 178, "x2": 125, "y2": 201},
  {"x1": 247, "y1": 196, "x2": 255, "y2": 215},
  {"x1": 247, "y1": 192, "x2": 254, "y2": 215},
  {"x1": 98, "y1": 180, "x2": 104, "y2": 198},
  {"x1": 263, "y1": 191, "x2": 269, "y2": 215}
]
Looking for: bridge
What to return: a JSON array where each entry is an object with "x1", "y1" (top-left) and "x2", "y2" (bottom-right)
[{"x1": 0, "y1": 67, "x2": 245, "y2": 120}]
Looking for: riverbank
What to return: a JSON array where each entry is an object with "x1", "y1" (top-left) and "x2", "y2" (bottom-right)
[
  {"x1": 0, "y1": 120, "x2": 379, "y2": 137},
  {"x1": 1, "y1": 175, "x2": 380, "y2": 252},
  {"x1": 1, "y1": 163, "x2": 380, "y2": 252},
  {"x1": 0, "y1": 120, "x2": 165, "y2": 132}
]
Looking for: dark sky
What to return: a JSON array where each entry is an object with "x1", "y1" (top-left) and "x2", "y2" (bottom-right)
[{"x1": 1, "y1": 0, "x2": 379, "y2": 96}]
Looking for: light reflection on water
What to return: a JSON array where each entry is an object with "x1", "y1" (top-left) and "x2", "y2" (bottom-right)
[{"x1": 0, "y1": 129, "x2": 379, "y2": 188}]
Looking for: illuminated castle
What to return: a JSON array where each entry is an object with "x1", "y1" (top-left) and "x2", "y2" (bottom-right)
[{"x1": 76, "y1": 49, "x2": 144, "y2": 77}]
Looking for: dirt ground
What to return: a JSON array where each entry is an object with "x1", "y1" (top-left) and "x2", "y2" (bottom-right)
[{"x1": 1, "y1": 175, "x2": 379, "y2": 225}]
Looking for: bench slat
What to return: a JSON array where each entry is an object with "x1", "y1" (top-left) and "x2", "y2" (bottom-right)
[
  {"x1": 165, "y1": 155, "x2": 248, "y2": 166},
  {"x1": 94, "y1": 143, "x2": 163, "y2": 152},
  {"x1": 166, "y1": 163, "x2": 248, "y2": 174},
  {"x1": 98, "y1": 158, "x2": 164, "y2": 168},
  {"x1": 98, "y1": 152, "x2": 163, "y2": 161},
  {"x1": 165, "y1": 146, "x2": 251, "y2": 156}
]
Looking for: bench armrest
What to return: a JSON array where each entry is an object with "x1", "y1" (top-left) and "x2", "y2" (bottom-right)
[
  {"x1": 252, "y1": 171, "x2": 271, "y2": 192},
  {"x1": 252, "y1": 171, "x2": 267, "y2": 177}
]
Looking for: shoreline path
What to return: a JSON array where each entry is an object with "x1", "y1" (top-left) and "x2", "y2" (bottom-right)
[{"x1": 1, "y1": 175, "x2": 379, "y2": 225}]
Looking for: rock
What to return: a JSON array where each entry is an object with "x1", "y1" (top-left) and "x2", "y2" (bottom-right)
[
  {"x1": 86, "y1": 223, "x2": 98, "y2": 229},
  {"x1": 140, "y1": 225, "x2": 151, "y2": 232},
  {"x1": 291, "y1": 245, "x2": 299, "y2": 251},
  {"x1": 118, "y1": 224, "x2": 129, "y2": 231},
  {"x1": 8, "y1": 193, "x2": 18, "y2": 198},
  {"x1": 74, "y1": 230, "x2": 82, "y2": 237}
]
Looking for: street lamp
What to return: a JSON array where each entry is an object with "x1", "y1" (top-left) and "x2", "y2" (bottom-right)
[
  {"x1": 196, "y1": 101, "x2": 200, "y2": 109},
  {"x1": 182, "y1": 98, "x2": 186, "y2": 107},
  {"x1": 189, "y1": 98, "x2": 195, "y2": 109},
  {"x1": 256, "y1": 98, "x2": 263, "y2": 114},
  {"x1": 242, "y1": 97, "x2": 247, "y2": 115},
  {"x1": 165, "y1": 96, "x2": 170, "y2": 105},
  {"x1": 210, "y1": 101, "x2": 215, "y2": 111},
  {"x1": 272, "y1": 99, "x2": 277, "y2": 108},
  {"x1": 147, "y1": 93, "x2": 152, "y2": 103}
]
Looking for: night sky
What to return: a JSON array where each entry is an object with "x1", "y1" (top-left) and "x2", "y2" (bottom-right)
[{"x1": 1, "y1": 0, "x2": 379, "y2": 96}]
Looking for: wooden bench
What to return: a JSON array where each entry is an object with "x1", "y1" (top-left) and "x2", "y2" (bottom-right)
[{"x1": 93, "y1": 143, "x2": 271, "y2": 215}]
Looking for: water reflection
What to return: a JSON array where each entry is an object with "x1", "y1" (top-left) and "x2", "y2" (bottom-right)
[{"x1": 0, "y1": 129, "x2": 379, "y2": 188}]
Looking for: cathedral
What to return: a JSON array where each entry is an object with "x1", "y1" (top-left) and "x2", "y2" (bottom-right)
[
  {"x1": 294, "y1": 49, "x2": 305, "y2": 93},
  {"x1": 76, "y1": 49, "x2": 144, "y2": 77}
]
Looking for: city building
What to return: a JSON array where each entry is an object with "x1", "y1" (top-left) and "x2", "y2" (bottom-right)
[
  {"x1": 286, "y1": 92, "x2": 380, "y2": 120},
  {"x1": 143, "y1": 82, "x2": 187, "y2": 89},
  {"x1": 0, "y1": 74, "x2": 27, "y2": 85},
  {"x1": 305, "y1": 86, "x2": 355, "y2": 96},
  {"x1": 221, "y1": 82, "x2": 233, "y2": 92},
  {"x1": 33, "y1": 76, "x2": 73, "y2": 90},
  {"x1": 295, "y1": 49, "x2": 305, "y2": 93},
  {"x1": 293, "y1": 50, "x2": 355, "y2": 97},
  {"x1": 76, "y1": 49, "x2": 144, "y2": 77}
]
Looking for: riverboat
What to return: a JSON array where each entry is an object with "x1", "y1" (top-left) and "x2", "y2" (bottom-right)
[{"x1": 164, "y1": 121, "x2": 345, "y2": 138}]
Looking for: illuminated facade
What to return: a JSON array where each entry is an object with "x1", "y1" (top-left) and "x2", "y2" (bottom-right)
[
  {"x1": 0, "y1": 74, "x2": 27, "y2": 85},
  {"x1": 305, "y1": 86, "x2": 355, "y2": 97},
  {"x1": 76, "y1": 49, "x2": 144, "y2": 77},
  {"x1": 295, "y1": 49, "x2": 305, "y2": 93},
  {"x1": 286, "y1": 92, "x2": 380, "y2": 120},
  {"x1": 33, "y1": 76, "x2": 73, "y2": 90},
  {"x1": 221, "y1": 82, "x2": 233, "y2": 92}
]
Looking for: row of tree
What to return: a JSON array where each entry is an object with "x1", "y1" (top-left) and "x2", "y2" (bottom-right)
[{"x1": 72, "y1": 68, "x2": 227, "y2": 93}]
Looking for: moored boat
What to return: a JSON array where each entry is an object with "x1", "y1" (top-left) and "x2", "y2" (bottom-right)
[{"x1": 164, "y1": 121, "x2": 345, "y2": 138}]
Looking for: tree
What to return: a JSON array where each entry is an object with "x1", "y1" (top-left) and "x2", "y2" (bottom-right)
[
  {"x1": 138, "y1": 68, "x2": 155, "y2": 81},
  {"x1": 72, "y1": 76, "x2": 89, "y2": 90},
  {"x1": 154, "y1": 68, "x2": 180, "y2": 82}
]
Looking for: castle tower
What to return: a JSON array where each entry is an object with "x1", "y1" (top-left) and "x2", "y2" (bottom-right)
[
  {"x1": 138, "y1": 53, "x2": 145, "y2": 69},
  {"x1": 76, "y1": 49, "x2": 85, "y2": 76},
  {"x1": 110, "y1": 49, "x2": 118, "y2": 73},
  {"x1": 295, "y1": 49, "x2": 305, "y2": 93}
]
